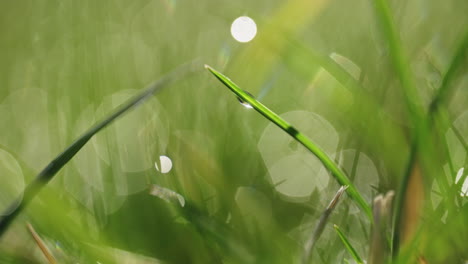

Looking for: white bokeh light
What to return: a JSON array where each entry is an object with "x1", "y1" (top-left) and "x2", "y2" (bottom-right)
[
  {"x1": 155, "y1": 155, "x2": 173, "y2": 174},
  {"x1": 231, "y1": 16, "x2": 257, "y2": 43}
]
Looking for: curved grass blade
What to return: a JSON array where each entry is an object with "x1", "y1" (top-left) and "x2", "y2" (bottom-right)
[
  {"x1": 205, "y1": 65, "x2": 372, "y2": 219},
  {"x1": 0, "y1": 61, "x2": 199, "y2": 237},
  {"x1": 334, "y1": 224, "x2": 364, "y2": 264},
  {"x1": 302, "y1": 186, "x2": 348, "y2": 264}
]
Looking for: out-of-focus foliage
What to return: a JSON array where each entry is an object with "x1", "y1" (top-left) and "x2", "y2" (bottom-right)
[{"x1": 0, "y1": 0, "x2": 467, "y2": 263}]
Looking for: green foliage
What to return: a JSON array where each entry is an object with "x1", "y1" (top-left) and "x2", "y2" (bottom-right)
[
  {"x1": 0, "y1": 0, "x2": 467, "y2": 263},
  {"x1": 334, "y1": 224, "x2": 364, "y2": 264},
  {"x1": 206, "y1": 65, "x2": 371, "y2": 218}
]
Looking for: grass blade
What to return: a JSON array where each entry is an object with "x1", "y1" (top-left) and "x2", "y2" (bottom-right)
[
  {"x1": 205, "y1": 65, "x2": 372, "y2": 219},
  {"x1": 302, "y1": 186, "x2": 348, "y2": 264},
  {"x1": 429, "y1": 30, "x2": 468, "y2": 114},
  {"x1": 26, "y1": 223, "x2": 57, "y2": 264},
  {"x1": 334, "y1": 224, "x2": 364, "y2": 264},
  {"x1": 392, "y1": 31, "x2": 468, "y2": 256},
  {"x1": 370, "y1": 11, "x2": 428, "y2": 246},
  {"x1": 0, "y1": 61, "x2": 199, "y2": 237},
  {"x1": 372, "y1": 0, "x2": 423, "y2": 123}
]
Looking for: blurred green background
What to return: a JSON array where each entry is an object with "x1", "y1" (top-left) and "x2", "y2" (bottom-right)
[{"x1": 0, "y1": 0, "x2": 467, "y2": 263}]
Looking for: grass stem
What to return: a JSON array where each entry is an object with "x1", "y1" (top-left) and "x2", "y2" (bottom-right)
[
  {"x1": 302, "y1": 186, "x2": 348, "y2": 264},
  {"x1": 334, "y1": 224, "x2": 364, "y2": 264},
  {"x1": 0, "y1": 61, "x2": 199, "y2": 237},
  {"x1": 205, "y1": 65, "x2": 372, "y2": 219}
]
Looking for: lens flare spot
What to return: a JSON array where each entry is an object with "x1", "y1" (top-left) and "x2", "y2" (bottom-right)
[
  {"x1": 155, "y1": 155, "x2": 173, "y2": 174},
  {"x1": 231, "y1": 16, "x2": 257, "y2": 43}
]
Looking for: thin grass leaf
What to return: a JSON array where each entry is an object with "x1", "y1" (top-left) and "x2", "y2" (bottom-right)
[
  {"x1": 205, "y1": 65, "x2": 372, "y2": 219},
  {"x1": 287, "y1": 39, "x2": 364, "y2": 95},
  {"x1": 429, "y1": 30, "x2": 468, "y2": 114},
  {"x1": 302, "y1": 186, "x2": 348, "y2": 264},
  {"x1": 371, "y1": 0, "x2": 436, "y2": 256},
  {"x1": 26, "y1": 222, "x2": 57, "y2": 264},
  {"x1": 392, "y1": 31, "x2": 468, "y2": 256},
  {"x1": 0, "y1": 61, "x2": 199, "y2": 237},
  {"x1": 391, "y1": 146, "x2": 416, "y2": 255},
  {"x1": 372, "y1": 0, "x2": 423, "y2": 123},
  {"x1": 334, "y1": 224, "x2": 364, "y2": 264}
]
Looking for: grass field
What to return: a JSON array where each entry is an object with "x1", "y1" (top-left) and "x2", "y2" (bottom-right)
[{"x1": 0, "y1": 0, "x2": 467, "y2": 263}]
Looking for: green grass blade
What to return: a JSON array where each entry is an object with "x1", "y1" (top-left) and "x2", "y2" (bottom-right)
[
  {"x1": 287, "y1": 39, "x2": 364, "y2": 95},
  {"x1": 26, "y1": 222, "x2": 58, "y2": 264},
  {"x1": 372, "y1": 0, "x2": 423, "y2": 123},
  {"x1": 334, "y1": 224, "x2": 364, "y2": 264},
  {"x1": 391, "y1": 31, "x2": 468, "y2": 256},
  {"x1": 205, "y1": 65, "x2": 372, "y2": 219},
  {"x1": 302, "y1": 186, "x2": 348, "y2": 264},
  {"x1": 371, "y1": 0, "x2": 433, "y2": 256},
  {"x1": 0, "y1": 62, "x2": 199, "y2": 237},
  {"x1": 429, "y1": 30, "x2": 468, "y2": 114}
]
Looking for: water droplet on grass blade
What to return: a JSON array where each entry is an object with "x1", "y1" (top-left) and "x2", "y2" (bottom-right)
[{"x1": 237, "y1": 90, "x2": 254, "y2": 109}]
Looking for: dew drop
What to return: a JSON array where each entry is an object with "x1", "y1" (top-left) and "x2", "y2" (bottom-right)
[{"x1": 237, "y1": 90, "x2": 254, "y2": 109}]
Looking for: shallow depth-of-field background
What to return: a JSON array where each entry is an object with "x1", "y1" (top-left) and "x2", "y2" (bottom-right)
[{"x1": 0, "y1": 0, "x2": 467, "y2": 263}]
